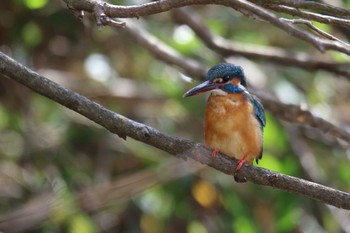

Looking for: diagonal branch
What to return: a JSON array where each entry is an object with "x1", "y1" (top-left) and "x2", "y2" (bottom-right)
[
  {"x1": 171, "y1": 8, "x2": 350, "y2": 79},
  {"x1": 281, "y1": 18, "x2": 350, "y2": 46},
  {"x1": 263, "y1": 4, "x2": 350, "y2": 28},
  {"x1": 122, "y1": 19, "x2": 205, "y2": 79},
  {"x1": 64, "y1": 0, "x2": 350, "y2": 55},
  {"x1": 120, "y1": 19, "x2": 350, "y2": 144},
  {"x1": 252, "y1": 0, "x2": 350, "y2": 18},
  {"x1": 259, "y1": 93, "x2": 350, "y2": 144},
  {"x1": 230, "y1": 0, "x2": 350, "y2": 54},
  {"x1": 286, "y1": 127, "x2": 350, "y2": 232},
  {"x1": 1, "y1": 52, "x2": 350, "y2": 209}
]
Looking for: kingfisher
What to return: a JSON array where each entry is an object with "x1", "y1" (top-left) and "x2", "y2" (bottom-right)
[{"x1": 183, "y1": 63, "x2": 266, "y2": 180}]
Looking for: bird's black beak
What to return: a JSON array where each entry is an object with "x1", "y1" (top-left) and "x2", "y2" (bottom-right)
[{"x1": 183, "y1": 80, "x2": 217, "y2": 97}]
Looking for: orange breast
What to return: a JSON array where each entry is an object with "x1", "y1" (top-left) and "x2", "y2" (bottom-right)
[{"x1": 204, "y1": 93, "x2": 263, "y2": 163}]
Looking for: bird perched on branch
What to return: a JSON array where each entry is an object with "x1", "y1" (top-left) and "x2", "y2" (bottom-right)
[{"x1": 183, "y1": 63, "x2": 266, "y2": 182}]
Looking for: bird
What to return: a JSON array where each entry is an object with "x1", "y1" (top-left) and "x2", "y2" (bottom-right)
[{"x1": 183, "y1": 63, "x2": 266, "y2": 181}]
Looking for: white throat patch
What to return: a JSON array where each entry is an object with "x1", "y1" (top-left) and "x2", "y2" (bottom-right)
[{"x1": 211, "y1": 89, "x2": 228, "y2": 96}]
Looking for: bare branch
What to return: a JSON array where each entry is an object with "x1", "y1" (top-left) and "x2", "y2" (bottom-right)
[
  {"x1": 64, "y1": 0, "x2": 350, "y2": 55},
  {"x1": 252, "y1": 0, "x2": 350, "y2": 18},
  {"x1": 264, "y1": 4, "x2": 350, "y2": 28},
  {"x1": 122, "y1": 19, "x2": 206, "y2": 79},
  {"x1": 258, "y1": 92, "x2": 350, "y2": 144},
  {"x1": 281, "y1": 18, "x2": 350, "y2": 46},
  {"x1": 287, "y1": 127, "x2": 350, "y2": 232},
  {"x1": 230, "y1": 0, "x2": 350, "y2": 54},
  {"x1": 172, "y1": 8, "x2": 350, "y2": 79},
  {"x1": 118, "y1": 19, "x2": 350, "y2": 144},
  {"x1": 93, "y1": 3, "x2": 126, "y2": 29},
  {"x1": 1, "y1": 52, "x2": 350, "y2": 209}
]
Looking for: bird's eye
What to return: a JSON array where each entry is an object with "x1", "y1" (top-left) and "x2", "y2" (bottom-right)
[
  {"x1": 213, "y1": 76, "x2": 230, "y2": 83},
  {"x1": 222, "y1": 76, "x2": 230, "y2": 82}
]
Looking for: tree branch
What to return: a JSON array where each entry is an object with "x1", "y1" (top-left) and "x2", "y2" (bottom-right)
[
  {"x1": 122, "y1": 19, "x2": 206, "y2": 79},
  {"x1": 264, "y1": 4, "x2": 350, "y2": 28},
  {"x1": 119, "y1": 19, "x2": 350, "y2": 144},
  {"x1": 171, "y1": 8, "x2": 350, "y2": 79},
  {"x1": 252, "y1": 0, "x2": 350, "y2": 18},
  {"x1": 1, "y1": 52, "x2": 350, "y2": 209},
  {"x1": 287, "y1": 127, "x2": 350, "y2": 232},
  {"x1": 64, "y1": 0, "x2": 350, "y2": 55},
  {"x1": 258, "y1": 92, "x2": 350, "y2": 144},
  {"x1": 230, "y1": 0, "x2": 350, "y2": 54},
  {"x1": 281, "y1": 18, "x2": 350, "y2": 46}
]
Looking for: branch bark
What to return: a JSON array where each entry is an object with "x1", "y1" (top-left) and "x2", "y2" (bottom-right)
[
  {"x1": 261, "y1": 4, "x2": 350, "y2": 27},
  {"x1": 64, "y1": 0, "x2": 350, "y2": 55},
  {"x1": 171, "y1": 7, "x2": 350, "y2": 79},
  {"x1": 287, "y1": 127, "x2": 350, "y2": 232},
  {"x1": 1, "y1": 52, "x2": 350, "y2": 209},
  {"x1": 120, "y1": 18, "x2": 350, "y2": 144},
  {"x1": 122, "y1": 19, "x2": 205, "y2": 79},
  {"x1": 252, "y1": 0, "x2": 350, "y2": 18}
]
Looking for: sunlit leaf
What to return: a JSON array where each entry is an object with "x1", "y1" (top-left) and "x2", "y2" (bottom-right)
[
  {"x1": 68, "y1": 215, "x2": 98, "y2": 233},
  {"x1": 23, "y1": 0, "x2": 47, "y2": 9},
  {"x1": 233, "y1": 217, "x2": 257, "y2": 233}
]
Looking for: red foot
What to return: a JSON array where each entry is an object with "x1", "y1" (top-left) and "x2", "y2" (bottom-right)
[
  {"x1": 211, "y1": 149, "x2": 218, "y2": 158},
  {"x1": 236, "y1": 154, "x2": 247, "y2": 171}
]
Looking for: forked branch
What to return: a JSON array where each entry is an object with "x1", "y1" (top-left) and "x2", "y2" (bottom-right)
[{"x1": 64, "y1": 0, "x2": 350, "y2": 55}]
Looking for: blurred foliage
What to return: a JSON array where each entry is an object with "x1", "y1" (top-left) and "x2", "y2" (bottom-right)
[{"x1": 1, "y1": 0, "x2": 350, "y2": 233}]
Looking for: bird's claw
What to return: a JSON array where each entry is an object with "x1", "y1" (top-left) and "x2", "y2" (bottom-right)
[
  {"x1": 211, "y1": 149, "x2": 218, "y2": 158},
  {"x1": 234, "y1": 155, "x2": 248, "y2": 183}
]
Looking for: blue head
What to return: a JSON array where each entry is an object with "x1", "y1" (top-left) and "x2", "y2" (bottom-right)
[{"x1": 183, "y1": 63, "x2": 247, "y2": 97}]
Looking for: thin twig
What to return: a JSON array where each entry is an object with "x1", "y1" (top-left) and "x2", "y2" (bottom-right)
[
  {"x1": 258, "y1": 92, "x2": 350, "y2": 144},
  {"x1": 63, "y1": 0, "x2": 350, "y2": 55},
  {"x1": 231, "y1": 0, "x2": 350, "y2": 54},
  {"x1": 281, "y1": 18, "x2": 350, "y2": 46},
  {"x1": 171, "y1": 8, "x2": 350, "y2": 79},
  {"x1": 118, "y1": 18, "x2": 350, "y2": 144},
  {"x1": 122, "y1": 19, "x2": 206, "y2": 79},
  {"x1": 93, "y1": 3, "x2": 125, "y2": 29},
  {"x1": 1, "y1": 52, "x2": 350, "y2": 209},
  {"x1": 252, "y1": 0, "x2": 350, "y2": 18},
  {"x1": 264, "y1": 4, "x2": 350, "y2": 28},
  {"x1": 287, "y1": 127, "x2": 350, "y2": 232}
]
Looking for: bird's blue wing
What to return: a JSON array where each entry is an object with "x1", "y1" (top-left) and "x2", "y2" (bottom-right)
[
  {"x1": 249, "y1": 94, "x2": 266, "y2": 162},
  {"x1": 250, "y1": 95, "x2": 266, "y2": 132}
]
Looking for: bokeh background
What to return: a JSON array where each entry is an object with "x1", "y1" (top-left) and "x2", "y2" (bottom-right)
[{"x1": 1, "y1": 0, "x2": 350, "y2": 232}]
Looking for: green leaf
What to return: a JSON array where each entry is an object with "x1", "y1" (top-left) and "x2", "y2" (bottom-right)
[{"x1": 22, "y1": 0, "x2": 47, "y2": 9}]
